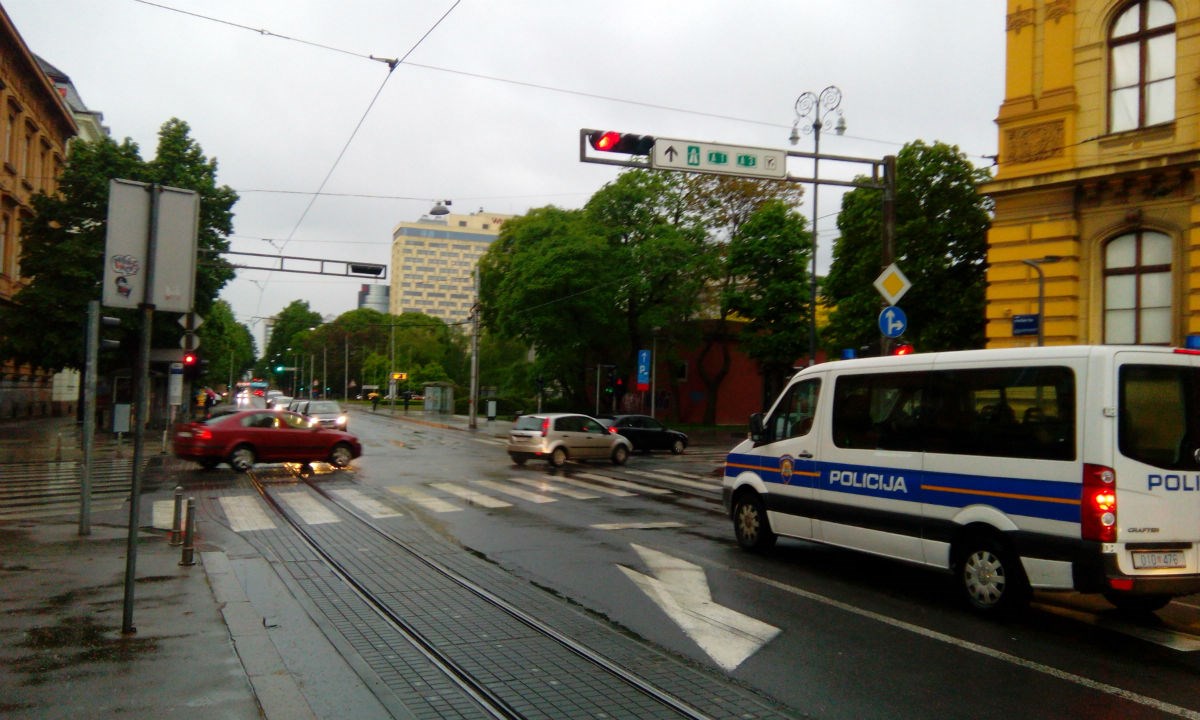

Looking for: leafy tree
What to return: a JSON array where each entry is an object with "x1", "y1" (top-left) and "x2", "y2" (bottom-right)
[
  {"x1": 479, "y1": 206, "x2": 619, "y2": 407},
  {"x1": 0, "y1": 119, "x2": 236, "y2": 372},
  {"x1": 678, "y1": 175, "x2": 806, "y2": 422},
  {"x1": 259, "y1": 300, "x2": 323, "y2": 382},
  {"x1": 823, "y1": 140, "x2": 992, "y2": 354},
  {"x1": 724, "y1": 199, "x2": 811, "y2": 401},
  {"x1": 195, "y1": 300, "x2": 256, "y2": 388}
]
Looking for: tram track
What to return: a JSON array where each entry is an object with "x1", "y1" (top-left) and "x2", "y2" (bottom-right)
[{"x1": 243, "y1": 467, "x2": 736, "y2": 720}]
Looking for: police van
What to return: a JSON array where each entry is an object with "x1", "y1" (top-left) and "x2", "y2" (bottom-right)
[{"x1": 722, "y1": 345, "x2": 1200, "y2": 615}]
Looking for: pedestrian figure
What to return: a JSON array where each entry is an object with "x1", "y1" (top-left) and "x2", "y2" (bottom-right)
[{"x1": 371, "y1": 394, "x2": 380, "y2": 412}]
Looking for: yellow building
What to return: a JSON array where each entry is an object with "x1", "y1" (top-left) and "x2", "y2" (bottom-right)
[
  {"x1": 389, "y1": 208, "x2": 515, "y2": 325},
  {"x1": 0, "y1": 5, "x2": 77, "y2": 418},
  {"x1": 984, "y1": 0, "x2": 1200, "y2": 347}
]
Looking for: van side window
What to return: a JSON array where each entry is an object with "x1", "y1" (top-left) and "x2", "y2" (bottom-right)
[
  {"x1": 937, "y1": 366, "x2": 1075, "y2": 460},
  {"x1": 1120, "y1": 365, "x2": 1200, "y2": 470},
  {"x1": 832, "y1": 366, "x2": 1075, "y2": 459},
  {"x1": 832, "y1": 373, "x2": 925, "y2": 451},
  {"x1": 762, "y1": 379, "x2": 820, "y2": 444}
]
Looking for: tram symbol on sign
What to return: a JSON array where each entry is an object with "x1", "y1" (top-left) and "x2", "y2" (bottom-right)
[{"x1": 879, "y1": 306, "x2": 908, "y2": 339}]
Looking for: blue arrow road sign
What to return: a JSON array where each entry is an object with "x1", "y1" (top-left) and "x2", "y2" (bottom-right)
[{"x1": 879, "y1": 306, "x2": 907, "y2": 339}]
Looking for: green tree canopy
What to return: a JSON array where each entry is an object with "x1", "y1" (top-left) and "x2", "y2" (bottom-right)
[
  {"x1": 0, "y1": 119, "x2": 237, "y2": 372},
  {"x1": 823, "y1": 140, "x2": 992, "y2": 354},
  {"x1": 724, "y1": 199, "x2": 812, "y2": 399}
]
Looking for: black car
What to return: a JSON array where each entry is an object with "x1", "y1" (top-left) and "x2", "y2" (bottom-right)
[{"x1": 601, "y1": 414, "x2": 688, "y2": 454}]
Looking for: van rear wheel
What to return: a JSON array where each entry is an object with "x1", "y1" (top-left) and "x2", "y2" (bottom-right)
[
  {"x1": 732, "y1": 492, "x2": 776, "y2": 552},
  {"x1": 956, "y1": 535, "x2": 1030, "y2": 615}
]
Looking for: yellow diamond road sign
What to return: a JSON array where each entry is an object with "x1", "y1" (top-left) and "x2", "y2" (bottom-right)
[{"x1": 873, "y1": 263, "x2": 911, "y2": 306}]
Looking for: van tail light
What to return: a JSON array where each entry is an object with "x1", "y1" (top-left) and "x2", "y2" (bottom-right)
[
  {"x1": 540, "y1": 418, "x2": 550, "y2": 437},
  {"x1": 1082, "y1": 463, "x2": 1117, "y2": 543}
]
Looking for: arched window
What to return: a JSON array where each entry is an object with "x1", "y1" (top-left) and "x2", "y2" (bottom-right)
[
  {"x1": 1109, "y1": 0, "x2": 1175, "y2": 132},
  {"x1": 1104, "y1": 230, "x2": 1172, "y2": 344}
]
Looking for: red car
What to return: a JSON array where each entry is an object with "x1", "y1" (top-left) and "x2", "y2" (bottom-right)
[{"x1": 173, "y1": 408, "x2": 362, "y2": 472}]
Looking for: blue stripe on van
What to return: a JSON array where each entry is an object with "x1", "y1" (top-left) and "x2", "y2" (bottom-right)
[{"x1": 725, "y1": 452, "x2": 1081, "y2": 524}]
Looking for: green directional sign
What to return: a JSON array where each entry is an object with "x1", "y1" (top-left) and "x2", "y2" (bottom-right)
[{"x1": 653, "y1": 138, "x2": 786, "y2": 179}]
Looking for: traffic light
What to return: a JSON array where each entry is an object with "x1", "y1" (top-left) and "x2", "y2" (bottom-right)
[
  {"x1": 183, "y1": 351, "x2": 200, "y2": 380},
  {"x1": 604, "y1": 369, "x2": 615, "y2": 395},
  {"x1": 614, "y1": 377, "x2": 625, "y2": 399},
  {"x1": 891, "y1": 344, "x2": 915, "y2": 356},
  {"x1": 588, "y1": 131, "x2": 655, "y2": 156}
]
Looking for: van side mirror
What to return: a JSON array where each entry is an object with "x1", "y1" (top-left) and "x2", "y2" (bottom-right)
[{"x1": 748, "y1": 412, "x2": 766, "y2": 442}]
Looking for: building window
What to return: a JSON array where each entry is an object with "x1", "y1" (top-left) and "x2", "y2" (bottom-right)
[
  {"x1": 1109, "y1": 0, "x2": 1175, "y2": 132},
  {"x1": 1104, "y1": 230, "x2": 1172, "y2": 344}
]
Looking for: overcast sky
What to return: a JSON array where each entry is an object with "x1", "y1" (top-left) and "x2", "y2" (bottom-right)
[{"x1": 5, "y1": 0, "x2": 1007, "y2": 351}]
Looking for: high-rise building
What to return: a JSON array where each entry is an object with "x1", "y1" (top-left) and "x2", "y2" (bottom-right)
[
  {"x1": 358, "y1": 283, "x2": 389, "y2": 313},
  {"x1": 984, "y1": 0, "x2": 1200, "y2": 347},
  {"x1": 389, "y1": 208, "x2": 515, "y2": 324}
]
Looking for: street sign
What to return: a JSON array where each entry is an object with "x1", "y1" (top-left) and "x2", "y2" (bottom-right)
[
  {"x1": 1012, "y1": 314, "x2": 1040, "y2": 336},
  {"x1": 879, "y1": 306, "x2": 908, "y2": 339},
  {"x1": 179, "y1": 334, "x2": 200, "y2": 350},
  {"x1": 652, "y1": 138, "x2": 786, "y2": 179},
  {"x1": 873, "y1": 263, "x2": 911, "y2": 306}
]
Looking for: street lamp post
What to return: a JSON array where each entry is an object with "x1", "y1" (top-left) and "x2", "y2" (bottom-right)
[
  {"x1": 791, "y1": 85, "x2": 846, "y2": 365},
  {"x1": 1021, "y1": 255, "x2": 1063, "y2": 347}
]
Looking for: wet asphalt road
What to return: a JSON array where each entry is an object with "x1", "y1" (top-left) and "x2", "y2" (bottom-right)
[{"x1": 345, "y1": 409, "x2": 1200, "y2": 720}]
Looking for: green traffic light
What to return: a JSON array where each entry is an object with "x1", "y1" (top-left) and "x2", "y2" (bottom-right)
[{"x1": 275, "y1": 365, "x2": 284, "y2": 372}]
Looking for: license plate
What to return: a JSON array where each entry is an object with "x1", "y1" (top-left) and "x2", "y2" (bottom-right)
[{"x1": 1132, "y1": 551, "x2": 1185, "y2": 569}]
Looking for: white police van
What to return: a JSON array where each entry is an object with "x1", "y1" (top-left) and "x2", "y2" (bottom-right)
[{"x1": 722, "y1": 345, "x2": 1200, "y2": 615}]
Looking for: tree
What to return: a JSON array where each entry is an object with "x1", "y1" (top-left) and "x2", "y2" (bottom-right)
[
  {"x1": 724, "y1": 199, "x2": 812, "y2": 401},
  {"x1": 0, "y1": 119, "x2": 237, "y2": 372},
  {"x1": 195, "y1": 300, "x2": 256, "y2": 388},
  {"x1": 260, "y1": 300, "x2": 323, "y2": 382},
  {"x1": 678, "y1": 175, "x2": 806, "y2": 422},
  {"x1": 823, "y1": 140, "x2": 992, "y2": 354}
]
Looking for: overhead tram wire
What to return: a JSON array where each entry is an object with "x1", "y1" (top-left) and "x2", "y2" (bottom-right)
[{"x1": 133, "y1": 1, "x2": 995, "y2": 163}]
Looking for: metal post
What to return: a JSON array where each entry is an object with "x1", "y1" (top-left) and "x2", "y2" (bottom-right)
[
  {"x1": 792, "y1": 86, "x2": 844, "y2": 366},
  {"x1": 123, "y1": 183, "x2": 160, "y2": 635},
  {"x1": 468, "y1": 268, "x2": 480, "y2": 430},
  {"x1": 179, "y1": 497, "x2": 196, "y2": 566},
  {"x1": 650, "y1": 330, "x2": 658, "y2": 419},
  {"x1": 1021, "y1": 256, "x2": 1061, "y2": 347},
  {"x1": 169, "y1": 485, "x2": 184, "y2": 546},
  {"x1": 80, "y1": 300, "x2": 99, "y2": 536}
]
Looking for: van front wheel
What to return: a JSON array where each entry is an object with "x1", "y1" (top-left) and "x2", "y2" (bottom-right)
[
  {"x1": 956, "y1": 536, "x2": 1030, "y2": 615},
  {"x1": 733, "y1": 493, "x2": 776, "y2": 552}
]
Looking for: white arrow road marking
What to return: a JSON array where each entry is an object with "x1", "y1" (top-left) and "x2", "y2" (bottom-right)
[{"x1": 618, "y1": 544, "x2": 779, "y2": 671}]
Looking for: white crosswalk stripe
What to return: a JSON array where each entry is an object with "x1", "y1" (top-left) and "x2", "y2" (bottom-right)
[
  {"x1": 386, "y1": 485, "x2": 462, "y2": 513},
  {"x1": 626, "y1": 469, "x2": 719, "y2": 492},
  {"x1": 431, "y1": 482, "x2": 512, "y2": 508},
  {"x1": 574, "y1": 472, "x2": 673, "y2": 495},
  {"x1": 330, "y1": 487, "x2": 403, "y2": 518},
  {"x1": 219, "y1": 495, "x2": 277, "y2": 532},
  {"x1": 474, "y1": 479, "x2": 555, "y2": 504},
  {"x1": 507, "y1": 477, "x2": 600, "y2": 500}
]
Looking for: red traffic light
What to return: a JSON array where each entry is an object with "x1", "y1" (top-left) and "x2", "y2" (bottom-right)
[
  {"x1": 183, "y1": 352, "x2": 197, "y2": 365},
  {"x1": 588, "y1": 131, "x2": 655, "y2": 155},
  {"x1": 892, "y1": 344, "x2": 915, "y2": 356}
]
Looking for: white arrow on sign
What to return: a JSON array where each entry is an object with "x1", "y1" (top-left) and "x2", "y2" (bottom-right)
[{"x1": 618, "y1": 544, "x2": 779, "y2": 671}]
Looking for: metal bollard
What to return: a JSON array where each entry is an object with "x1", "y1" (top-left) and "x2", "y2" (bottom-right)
[
  {"x1": 169, "y1": 486, "x2": 184, "y2": 546},
  {"x1": 179, "y1": 497, "x2": 196, "y2": 566}
]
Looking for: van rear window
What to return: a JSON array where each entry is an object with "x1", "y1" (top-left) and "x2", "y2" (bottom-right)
[{"x1": 1119, "y1": 365, "x2": 1200, "y2": 470}]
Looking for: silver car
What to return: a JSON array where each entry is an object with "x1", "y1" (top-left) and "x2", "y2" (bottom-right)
[
  {"x1": 302, "y1": 400, "x2": 349, "y2": 430},
  {"x1": 507, "y1": 412, "x2": 632, "y2": 467}
]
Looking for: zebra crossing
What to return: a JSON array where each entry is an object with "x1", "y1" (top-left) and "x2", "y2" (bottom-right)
[
  {"x1": 206, "y1": 467, "x2": 720, "y2": 533},
  {"x1": 0, "y1": 458, "x2": 134, "y2": 519}
]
